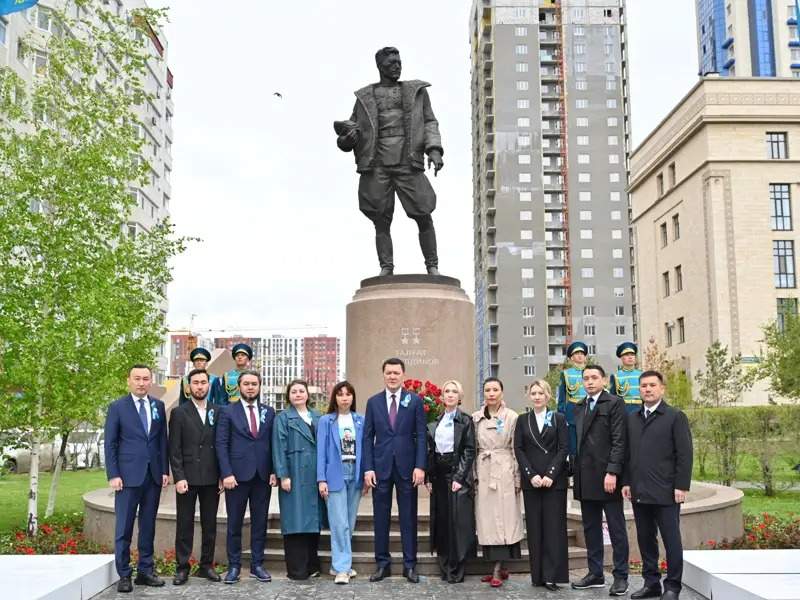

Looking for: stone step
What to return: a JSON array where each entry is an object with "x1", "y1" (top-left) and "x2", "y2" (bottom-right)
[{"x1": 243, "y1": 545, "x2": 596, "y2": 576}]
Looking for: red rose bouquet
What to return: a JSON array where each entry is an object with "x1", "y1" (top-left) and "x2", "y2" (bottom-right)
[{"x1": 403, "y1": 379, "x2": 444, "y2": 423}]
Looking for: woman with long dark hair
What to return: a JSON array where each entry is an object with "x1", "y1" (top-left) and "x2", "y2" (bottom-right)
[
  {"x1": 426, "y1": 379, "x2": 477, "y2": 583},
  {"x1": 316, "y1": 381, "x2": 365, "y2": 585}
]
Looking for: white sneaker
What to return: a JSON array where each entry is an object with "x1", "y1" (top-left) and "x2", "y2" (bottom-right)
[
  {"x1": 349, "y1": 569, "x2": 357, "y2": 578},
  {"x1": 335, "y1": 572, "x2": 350, "y2": 585}
]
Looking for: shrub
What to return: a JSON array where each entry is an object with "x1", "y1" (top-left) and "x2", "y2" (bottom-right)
[{"x1": 701, "y1": 512, "x2": 800, "y2": 550}]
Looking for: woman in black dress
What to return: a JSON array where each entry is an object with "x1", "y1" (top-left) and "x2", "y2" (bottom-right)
[
  {"x1": 513, "y1": 379, "x2": 569, "y2": 591},
  {"x1": 425, "y1": 379, "x2": 477, "y2": 583}
]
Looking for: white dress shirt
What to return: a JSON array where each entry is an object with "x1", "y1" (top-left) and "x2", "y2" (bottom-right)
[
  {"x1": 296, "y1": 407, "x2": 312, "y2": 425},
  {"x1": 132, "y1": 395, "x2": 152, "y2": 433},
  {"x1": 533, "y1": 408, "x2": 547, "y2": 433},
  {"x1": 241, "y1": 399, "x2": 260, "y2": 433},
  {"x1": 434, "y1": 409, "x2": 457, "y2": 453},
  {"x1": 644, "y1": 399, "x2": 662, "y2": 419},
  {"x1": 385, "y1": 388, "x2": 402, "y2": 413},
  {"x1": 192, "y1": 398, "x2": 208, "y2": 424},
  {"x1": 588, "y1": 393, "x2": 601, "y2": 410}
]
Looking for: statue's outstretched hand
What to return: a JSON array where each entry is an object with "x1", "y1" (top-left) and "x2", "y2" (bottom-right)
[{"x1": 427, "y1": 150, "x2": 444, "y2": 176}]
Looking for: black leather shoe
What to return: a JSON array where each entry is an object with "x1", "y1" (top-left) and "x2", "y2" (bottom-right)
[
  {"x1": 117, "y1": 576, "x2": 133, "y2": 593},
  {"x1": 195, "y1": 565, "x2": 221, "y2": 582},
  {"x1": 403, "y1": 567, "x2": 419, "y2": 583},
  {"x1": 250, "y1": 565, "x2": 272, "y2": 582},
  {"x1": 660, "y1": 590, "x2": 680, "y2": 600},
  {"x1": 544, "y1": 582, "x2": 560, "y2": 591},
  {"x1": 223, "y1": 567, "x2": 240, "y2": 584},
  {"x1": 572, "y1": 572, "x2": 605, "y2": 589},
  {"x1": 369, "y1": 566, "x2": 391, "y2": 582},
  {"x1": 172, "y1": 569, "x2": 189, "y2": 586},
  {"x1": 379, "y1": 267, "x2": 393, "y2": 277},
  {"x1": 134, "y1": 572, "x2": 165, "y2": 587},
  {"x1": 609, "y1": 577, "x2": 629, "y2": 596},
  {"x1": 631, "y1": 584, "x2": 662, "y2": 599}
]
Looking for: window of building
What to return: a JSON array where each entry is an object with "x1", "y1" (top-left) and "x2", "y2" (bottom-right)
[
  {"x1": 523, "y1": 344, "x2": 535, "y2": 357},
  {"x1": 523, "y1": 325, "x2": 535, "y2": 336},
  {"x1": 575, "y1": 25, "x2": 585, "y2": 36},
  {"x1": 665, "y1": 322, "x2": 673, "y2": 347},
  {"x1": 522, "y1": 288, "x2": 535, "y2": 298},
  {"x1": 612, "y1": 229, "x2": 622, "y2": 239},
  {"x1": 606, "y1": 77, "x2": 617, "y2": 90},
  {"x1": 515, "y1": 62, "x2": 529, "y2": 73},
  {"x1": 672, "y1": 214, "x2": 681, "y2": 240},
  {"x1": 521, "y1": 249, "x2": 534, "y2": 260},
  {"x1": 575, "y1": 62, "x2": 586, "y2": 73},
  {"x1": 777, "y1": 297, "x2": 798, "y2": 331},
  {"x1": 515, "y1": 44, "x2": 528, "y2": 55},
  {"x1": 675, "y1": 265, "x2": 683, "y2": 291},
  {"x1": 612, "y1": 248, "x2": 623, "y2": 259},
  {"x1": 659, "y1": 222, "x2": 668, "y2": 247},
  {"x1": 516, "y1": 80, "x2": 529, "y2": 91},
  {"x1": 580, "y1": 229, "x2": 592, "y2": 239},
  {"x1": 517, "y1": 99, "x2": 530, "y2": 109},
  {"x1": 584, "y1": 305, "x2": 595, "y2": 316},
  {"x1": 610, "y1": 210, "x2": 621, "y2": 221},
  {"x1": 613, "y1": 267, "x2": 624, "y2": 278},
  {"x1": 517, "y1": 116, "x2": 531, "y2": 128},
  {"x1": 575, "y1": 43, "x2": 586, "y2": 55},
  {"x1": 0, "y1": 18, "x2": 7, "y2": 46},
  {"x1": 575, "y1": 79, "x2": 587, "y2": 90},
  {"x1": 774, "y1": 240, "x2": 797, "y2": 288},
  {"x1": 606, "y1": 98, "x2": 618, "y2": 109},
  {"x1": 519, "y1": 210, "x2": 532, "y2": 222},
  {"x1": 607, "y1": 117, "x2": 618, "y2": 128},
  {"x1": 583, "y1": 287, "x2": 595, "y2": 298},
  {"x1": 581, "y1": 267, "x2": 594, "y2": 278},
  {"x1": 615, "y1": 305, "x2": 625, "y2": 316},
  {"x1": 605, "y1": 62, "x2": 615, "y2": 73},
  {"x1": 576, "y1": 154, "x2": 590, "y2": 165},
  {"x1": 610, "y1": 191, "x2": 621, "y2": 202},
  {"x1": 609, "y1": 154, "x2": 620, "y2": 164},
  {"x1": 576, "y1": 98, "x2": 588, "y2": 108},
  {"x1": 522, "y1": 306, "x2": 535, "y2": 318},
  {"x1": 609, "y1": 172, "x2": 620, "y2": 183},
  {"x1": 584, "y1": 324, "x2": 596, "y2": 336},
  {"x1": 519, "y1": 173, "x2": 532, "y2": 183},
  {"x1": 515, "y1": 26, "x2": 528, "y2": 36},
  {"x1": 521, "y1": 230, "x2": 533, "y2": 240},
  {"x1": 663, "y1": 271, "x2": 671, "y2": 297},
  {"x1": 677, "y1": 317, "x2": 685, "y2": 343},
  {"x1": 578, "y1": 173, "x2": 591, "y2": 183},
  {"x1": 615, "y1": 325, "x2": 626, "y2": 336},
  {"x1": 770, "y1": 184, "x2": 792, "y2": 230},
  {"x1": 577, "y1": 135, "x2": 589, "y2": 145},
  {"x1": 614, "y1": 287, "x2": 625, "y2": 297},
  {"x1": 521, "y1": 267, "x2": 534, "y2": 279},
  {"x1": 668, "y1": 162, "x2": 676, "y2": 187},
  {"x1": 518, "y1": 154, "x2": 531, "y2": 165},
  {"x1": 576, "y1": 117, "x2": 589, "y2": 127},
  {"x1": 578, "y1": 191, "x2": 592, "y2": 202},
  {"x1": 579, "y1": 210, "x2": 592, "y2": 221},
  {"x1": 608, "y1": 135, "x2": 619, "y2": 146},
  {"x1": 523, "y1": 364, "x2": 536, "y2": 376}
]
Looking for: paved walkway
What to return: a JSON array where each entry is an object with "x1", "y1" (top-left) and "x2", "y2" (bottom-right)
[{"x1": 91, "y1": 571, "x2": 708, "y2": 599}]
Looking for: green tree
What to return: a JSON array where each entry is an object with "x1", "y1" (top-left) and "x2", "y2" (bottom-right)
[
  {"x1": 695, "y1": 341, "x2": 752, "y2": 407},
  {"x1": 757, "y1": 311, "x2": 800, "y2": 402},
  {"x1": 0, "y1": 1, "x2": 185, "y2": 535}
]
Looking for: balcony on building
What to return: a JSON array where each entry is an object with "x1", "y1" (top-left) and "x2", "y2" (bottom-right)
[
  {"x1": 723, "y1": 57, "x2": 735, "y2": 70},
  {"x1": 484, "y1": 76, "x2": 493, "y2": 91},
  {"x1": 541, "y1": 85, "x2": 562, "y2": 100},
  {"x1": 539, "y1": 31, "x2": 560, "y2": 45},
  {"x1": 541, "y1": 70, "x2": 560, "y2": 83},
  {"x1": 548, "y1": 314, "x2": 567, "y2": 326},
  {"x1": 721, "y1": 36, "x2": 734, "y2": 49}
]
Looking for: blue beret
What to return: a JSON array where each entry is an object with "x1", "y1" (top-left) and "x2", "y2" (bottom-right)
[
  {"x1": 616, "y1": 342, "x2": 638, "y2": 357},
  {"x1": 567, "y1": 341, "x2": 588, "y2": 357},
  {"x1": 231, "y1": 343, "x2": 253, "y2": 360},
  {"x1": 189, "y1": 347, "x2": 211, "y2": 362}
]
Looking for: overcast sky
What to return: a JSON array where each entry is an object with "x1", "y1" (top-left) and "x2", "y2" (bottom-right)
[{"x1": 154, "y1": 0, "x2": 699, "y2": 341}]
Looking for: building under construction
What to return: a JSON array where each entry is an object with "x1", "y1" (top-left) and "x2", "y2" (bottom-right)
[{"x1": 470, "y1": 0, "x2": 634, "y2": 408}]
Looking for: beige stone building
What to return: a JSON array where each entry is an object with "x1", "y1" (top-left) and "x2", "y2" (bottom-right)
[{"x1": 629, "y1": 77, "x2": 800, "y2": 404}]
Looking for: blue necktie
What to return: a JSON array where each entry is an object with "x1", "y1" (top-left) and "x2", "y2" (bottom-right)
[
  {"x1": 138, "y1": 398, "x2": 148, "y2": 434},
  {"x1": 589, "y1": 397, "x2": 597, "y2": 411}
]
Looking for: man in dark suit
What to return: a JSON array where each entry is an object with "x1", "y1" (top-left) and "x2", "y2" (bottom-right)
[
  {"x1": 363, "y1": 357, "x2": 427, "y2": 583},
  {"x1": 571, "y1": 364, "x2": 629, "y2": 596},
  {"x1": 623, "y1": 370, "x2": 693, "y2": 600},
  {"x1": 169, "y1": 368, "x2": 222, "y2": 585},
  {"x1": 104, "y1": 364, "x2": 169, "y2": 593},
  {"x1": 215, "y1": 370, "x2": 277, "y2": 585}
]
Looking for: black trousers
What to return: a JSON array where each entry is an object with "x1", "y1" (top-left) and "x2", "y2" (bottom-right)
[
  {"x1": 580, "y1": 499, "x2": 629, "y2": 579},
  {"x1": 175, "y1": 483, "x2": 219, "y2": 571},
  {"x1": 522, "y1": 488, "x2": 569, "y2": 585},
  {"x1": 283, "y1": 533, "x2": 320, "y2": 580},
  {"x1": 633, "y1": 503, "x2": 683, "y2": 593}
]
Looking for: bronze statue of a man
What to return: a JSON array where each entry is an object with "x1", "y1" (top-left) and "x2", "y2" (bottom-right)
[{"x1": 335, "y1": 47, "x2": 444, "y2": 276}]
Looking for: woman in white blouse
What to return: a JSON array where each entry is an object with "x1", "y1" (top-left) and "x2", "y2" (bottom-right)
[{"x1": 425, "y1": 380, "x2": 477, "y2": 583}]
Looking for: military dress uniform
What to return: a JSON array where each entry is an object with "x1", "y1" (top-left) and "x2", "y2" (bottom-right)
[
  {"x1": 214, "y1": 343, "x2": 252, "y2": 405},
  {"x1": 557, "y1": 341, "x2": 587, "y2": 457},
  {"x1": 608, "y1": 342, "x2": 642, "y2": 416},
  {"x1": 179, "y1": 347, "x2": 220, "y2": 406}
]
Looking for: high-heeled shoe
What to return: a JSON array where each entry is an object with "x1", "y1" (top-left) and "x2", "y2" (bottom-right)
[{"x1": 490, "y1": 577, "x2": 503, "y2": 588}]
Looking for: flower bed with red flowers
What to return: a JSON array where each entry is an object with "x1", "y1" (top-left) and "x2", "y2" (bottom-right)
[
  {"x1": 701, "y1": 512, "x2": 800, "y2": 550},
  {"x1": 0, "y1": 513, "x2": 107, "y2": 555},
  {"x1": 403, "y1": 379, "x2": 444, "y2": 423}
]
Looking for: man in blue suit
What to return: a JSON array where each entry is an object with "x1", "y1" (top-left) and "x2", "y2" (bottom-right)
[
  {"x1": 363, "y1": 357, "x2": 427, "y2": 583},
  {"x1": 104, "y1": 364, "x2": 169, "y2": 593},
  {"x1": 215, "y1": 370, "x2": 277, "y2": 584}
]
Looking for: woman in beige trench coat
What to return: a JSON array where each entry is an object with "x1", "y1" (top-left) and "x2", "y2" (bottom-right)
[{"x1": 472, "y1": 377, "x2": 524, "y2": 588}]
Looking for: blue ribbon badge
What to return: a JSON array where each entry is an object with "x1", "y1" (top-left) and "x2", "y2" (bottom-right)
[
  {"x1": 150, "y1": 401, "x2": 159, "y2": 421},
  {"x1": 543, "y1": 410, "x2": 553, "y2": 428},
  {"x1": 400, "y1": 393, "x2": 410, "y2": 408},
  {"x1": 260, "y1": 408, "x2": 267, "y2": 424},
  {"x1": 208, "y1": 408, "x2": 215, "y2": 426}
]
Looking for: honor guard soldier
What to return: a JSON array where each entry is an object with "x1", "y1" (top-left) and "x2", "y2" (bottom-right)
[
  {"x1": 215, "y1": 343, "x2": 253, "y2": 405},
  {"x1": 179, "y1": 348, "x2": 220, "y2": 406},
  {"x1": 557, "y1": 341, "x2": 588, "y2": 457},
  {"x1": 608, "y1": 342, "x2": 643, "y2": 415}
]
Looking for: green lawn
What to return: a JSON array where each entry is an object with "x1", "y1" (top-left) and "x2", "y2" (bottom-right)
[
  {"x1": 741, "y1": 488, "x2": 800, "y2": 518},
  {"x1": 0, "y1": 470, "x2": 107, "y2": 533}
]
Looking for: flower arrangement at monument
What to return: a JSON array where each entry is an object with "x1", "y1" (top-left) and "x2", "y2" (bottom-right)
[{"x1": 403, "y1": 379, "x2": 443, "y2": 423}]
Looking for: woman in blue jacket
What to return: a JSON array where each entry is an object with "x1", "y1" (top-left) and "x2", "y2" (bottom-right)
[
  {"x1": 272, "y1": 379, "x2": 322, "y2": 580},
  {"x1": 316, "y1": 381, "x2": 364, "y2": 585}
]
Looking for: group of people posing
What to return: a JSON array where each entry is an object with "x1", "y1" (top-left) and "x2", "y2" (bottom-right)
[{"x1": 104, "y1": 341, "x2": 693, "y2": 600}]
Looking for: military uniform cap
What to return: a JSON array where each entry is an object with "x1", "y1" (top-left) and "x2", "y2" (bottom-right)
[
  {"x1": 231, "y1": 343, "x2": 253, "y2": 360},
  {"x1": 189, "y1": 347, "x2": 211, "y2": 362},
  {"x1": 567, "y1": 341, "x2": 589, "y2": 357},
  {"x1": 616, "y1": 342, "x2": 638, "y2": 358}
]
